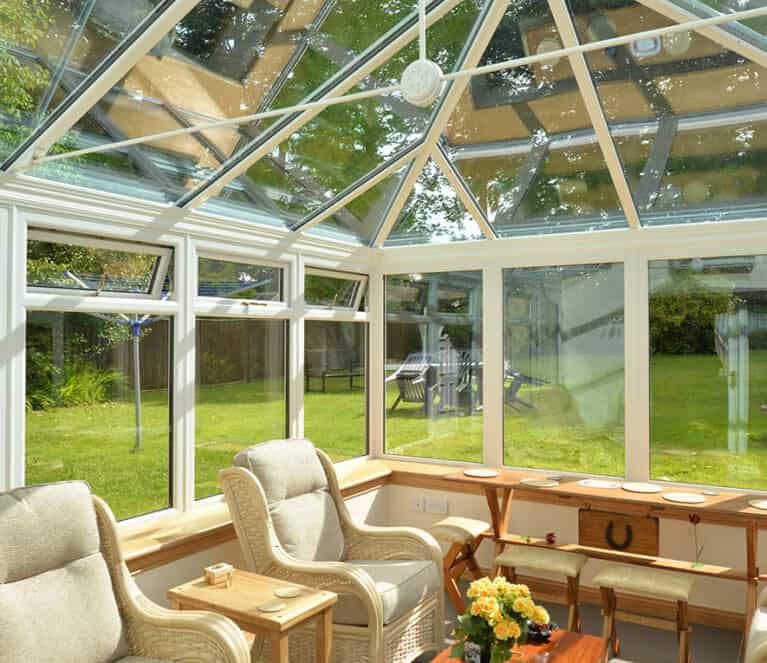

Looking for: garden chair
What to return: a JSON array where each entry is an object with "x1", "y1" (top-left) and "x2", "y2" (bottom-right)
[
  {"x1": 386, "y1": 352, "x2": 431, "y2": 412},
  {"x1": 0, "y1": 481, "x2": 249, "y2": 663},
  {"x1": 221, "y1": 439, "x2": 444, "y2": 663}
]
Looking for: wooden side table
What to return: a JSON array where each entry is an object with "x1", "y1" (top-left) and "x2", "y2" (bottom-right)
[
  {"x1": 168, "y1": 569, "x2": 337, "y2": 663},
  {"x1": 431, "y1": 630, "x2": 606, "y2": 663}
]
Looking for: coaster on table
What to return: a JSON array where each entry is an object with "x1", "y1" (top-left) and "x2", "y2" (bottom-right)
[
  {"x1": 622, "y1": 482, "x2": 663, "y2": 494},
  {"x1": 257, "y1": 599, "x2": 287, "y2": 613},
  {"x1": 464, "y1": 468, "x2": 499, "y2": 478},
  {"x1": 274, "y1": 587, "x2": 302, "y2": 599},
  {"x1": 578, "y1": 479, "x2": 621, "y2": 489},
  {"x1": 520, "y1": 477, "x2": 559, "y2": 488},
  {"x1": 662, "y1": 492, "x2": 706, "y2": 504},
  {"x1": 749, "y1": 499, "x2": 767, "y2": 511}
]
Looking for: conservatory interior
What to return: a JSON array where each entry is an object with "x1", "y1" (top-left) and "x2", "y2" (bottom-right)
[{"x1": 2, "y1": 0, "x2": 767, "y2": 662}]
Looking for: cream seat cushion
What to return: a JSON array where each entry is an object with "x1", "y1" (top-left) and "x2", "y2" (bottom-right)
[
  {"x1": 430, "y1": 517, "x2": 490, "y2": 544},
  {"x1": 333, "y1": 560, "x2": 440, "y2": 626},
  {"x1": 593, "y1": 564, "x2": 695, "y2": 602},
  {"x1": 495, "y1": 546, "x2": 588, "y2": 578},
  {"x1": 745, "y1": 606, "x2": 767, "y2": 663}
]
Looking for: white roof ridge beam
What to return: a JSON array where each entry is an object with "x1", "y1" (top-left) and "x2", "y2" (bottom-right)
[
  {"x1": 548, "y1": 0, "x2": 642, "y2": 230},
  {"x1": 372, "y1": 0, "x2": 512, "y2": 248},
  {"x1": 636, "y1": 0, "x2": 767, "y2": 68},
  {"x1": 179, "y1": 0, "x2": 465, "y2": 211},
  {"x1": 432, "y1": 143, "x2": 497, "y2": 239},
  {"x1": 4, "y1": 0, "x2": 201, "y2": 170},
  {"x1": 293, "y1": 143, "x2": 424, "y2": 233}
]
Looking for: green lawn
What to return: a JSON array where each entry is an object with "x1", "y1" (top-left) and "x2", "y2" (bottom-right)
[{"x1": 25, "y1": 352, "x2": 767, "y2": 520}]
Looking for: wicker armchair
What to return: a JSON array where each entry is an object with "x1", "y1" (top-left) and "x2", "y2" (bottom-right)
[
  {"x1": 0, "y1": 481, "x2": 250, "y2": 663},
  {"x1": 220, "y1": 439, "x2": 444, "y2": 663}
]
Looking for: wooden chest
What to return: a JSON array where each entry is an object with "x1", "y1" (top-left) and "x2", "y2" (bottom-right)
[{"x1": 579, "y1": 509, "x2": 659, "y2": 556}]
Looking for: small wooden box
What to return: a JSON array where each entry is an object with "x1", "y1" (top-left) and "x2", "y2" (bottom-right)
[
  {"x1": 204, "y1": 562, "x2": 234, "y2": 587},
  {"x1": 579, "y1": 509, "x2": 659, "y2": 556}
]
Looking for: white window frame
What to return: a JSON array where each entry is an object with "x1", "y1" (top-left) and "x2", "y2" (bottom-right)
[{"x1": 26, "y1": 228, "x2": 173, "y2": 300}]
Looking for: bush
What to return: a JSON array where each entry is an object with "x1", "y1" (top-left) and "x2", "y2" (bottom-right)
[{"x1": 58, "y1": 363, "x2": 125, "y2": 407}]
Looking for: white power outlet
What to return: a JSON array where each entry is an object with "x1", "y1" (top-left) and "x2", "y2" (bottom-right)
[
  {"x1": 412, "y1": 497, "x2": 425, "y2": 512},
  {"x1": 425, "y1": 497, "x2": 448, "y2": 515}
]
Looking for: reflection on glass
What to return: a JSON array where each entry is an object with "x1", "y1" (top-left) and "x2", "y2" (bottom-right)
[
  {"x1": 650, "y1": 256, "x2": 767, "y2": 489},
  {"x1": 503, "y1": 264, "x2": 625, "y2": 474},
  {"x1": 571, "y1": 0, "x2": 767, "y2": 224},
  {"x1": 198, "y1": 257, "x2": 282, "y2": 300},
  {"x1": 25, "y1": 311, "x2": 171, "y2": 520},
  {"x1": 385, "y1": 271, "x2": 483, "y2": 462},
  {"x1": 305, "y1": 271, "x2": 362, "y2": 308},
  {"x1": 385, "y1": 158, "x2": 484, "y2": 246},
  {"x1": 27, "y1": 238, "x2": 163, "y2": 294},
  {"x1": 304, "y1": 321, "x2": 367, "y2": 460},
  {"x1": 308, "y1": 166, "x2": 407, "y2": 244},
  {"x1": 443, "y1": 0, "x2": 628, "y2": 236},
  {"x1": 195, "y1": 318, "x2": 286, "y2": 499},
  {"x1": 0, "y1": 0, "x2": 161, "y2": 162}
]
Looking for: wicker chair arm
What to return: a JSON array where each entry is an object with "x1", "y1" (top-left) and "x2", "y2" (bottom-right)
[
  {"x1": 267, "y1": 550, "x2": 386, "y2": 629},
  {"x1": 344, "y1": 524, "x2": 444, "y2": 566},
  {"x1": 92, "y1": 497, "x2": 250, "y2": 663}
]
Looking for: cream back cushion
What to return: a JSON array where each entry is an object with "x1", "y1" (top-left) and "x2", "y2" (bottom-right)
[
  {"x1": 234, "y1": 439, "x2": 345, "y2": 561},
  {"x1": 0, "y1": 482, "x2": 128, "y2": 663}
]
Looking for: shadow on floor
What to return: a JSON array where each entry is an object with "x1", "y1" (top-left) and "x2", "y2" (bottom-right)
[{"x1": 417, "y1": 582, "x2": 743, "y2": 663}]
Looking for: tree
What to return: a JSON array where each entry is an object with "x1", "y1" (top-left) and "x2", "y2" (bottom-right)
[{"x1": 0, "y1": 0, "x2": 51, "y2": 116}]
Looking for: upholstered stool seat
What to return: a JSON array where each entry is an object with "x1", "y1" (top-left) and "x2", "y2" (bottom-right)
[
  {"x1": 495, "y1": 546, "x2": 588, "y2": 578},
  {"x1": 594, "y1": 564, "x2": 695, "y2": 663},
  {"x1": 431, "y1": 517, "x2": 490, "y2": 544},
  {"x1": 430, "y1": 517, "x2": 490, "y2": 614},
  {"x1": 745, "y1": 588, "x2": 767, "y2": 663},
  {"x1": 495, "y1": 545, "x2": 588, "y2": 632}
]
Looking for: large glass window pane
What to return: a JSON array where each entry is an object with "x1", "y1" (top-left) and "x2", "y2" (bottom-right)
[
  {"x1": 195, "y1": 318, "x2": 286, "y2": 499},
  {"x1": 27, "y1": 234, "x2": 169, "y2": 295},
  {"x1": 650, "y1": 255, "x2": 767, "y2": 489},
  {"x1": 304, "y1": 321, "x2": 367, "y2": 460},
  {"x1": 385, "y1": 271, "x2": 483, "y2": 462},
  {"x1": 503, "y1": 264, "x2": 625, "y2": 475},
  {"x1": 198, "y1": 257, "x2": 283, "y2": 301},
  {"x1": 25, "y1": 311, "x2": 172, "y2": 520}
]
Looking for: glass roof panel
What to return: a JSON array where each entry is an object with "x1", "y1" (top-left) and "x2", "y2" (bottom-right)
[
  {"x1": 307, "y1": 164, "x2": 409, "y2": 244},
  {"x1": 28, "y1": 0, "x2": 423, "y2": 210},
  {"x1": 571, "y1": 0, "x2": 767, "y2": 225},
  {"x1": 0, "y1": 0, "x2": 163, "y2": 163},
  {"x1": 384, "y1": 157, "x2": 485, "y2": 246},
  {"x1": 201, "y1": 0, "x2": 481, "y2": 225},
  {"x1": 442, "y1": 0, "x2": 627, "y2": 236}
]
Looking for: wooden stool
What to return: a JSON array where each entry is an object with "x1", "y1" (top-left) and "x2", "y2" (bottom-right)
[
  {"x1": 430, "y1": 517, "x2": 490, "y2": 613},
  {"x1": 593, "y1": 564, "x2": 695, "y2": 663},
  {"x1": 495, "y1": 546, "x2": 588, "y2": 632}
]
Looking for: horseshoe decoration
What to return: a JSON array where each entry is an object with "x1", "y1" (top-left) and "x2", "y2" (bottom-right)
[{"x1": 605, "y1": 521, "x2": 633, "y2": 550}]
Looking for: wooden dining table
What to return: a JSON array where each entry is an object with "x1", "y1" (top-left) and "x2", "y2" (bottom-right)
[{"x1": 444, "y1": 467, "x2": 767, "y2": 637}]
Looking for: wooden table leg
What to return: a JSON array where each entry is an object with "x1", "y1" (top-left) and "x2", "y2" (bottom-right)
[
  {"x1": 746, "y1": 521, "x2": 759, "y2": 638},
  {"x1": 271, "y1": 631, "x2": 289, "y2": 663},
  {"x1": 486, "y1": 487, "x2": 514, "y2": 576},
  {"x1": 485, "y1": 487, "x2": 501, "y2": 538},
  {"x1": 315, "y1": 607, "x2": 333, "y2": 663}
]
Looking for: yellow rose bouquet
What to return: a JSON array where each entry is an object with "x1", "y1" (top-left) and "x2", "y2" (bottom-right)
[{"x1": 450, "y1": 577, "x2": 550, "y2": 663}]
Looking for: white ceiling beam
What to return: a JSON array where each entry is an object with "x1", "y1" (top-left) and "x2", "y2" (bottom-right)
[
  {"x1": 4, "y1": 0, "x2": 201, "y2": 170},
  {"x1": 636, "y1": 0, "x2": 767, "y2": 68},
  {"x1": 549, "y1": 0, "x2": 642, "y2": 229},
  {"x1": 179, "y1": 0, "x2": 464, "y2": 210},
  {"x1": 432, "y1": 143, "x2": 497, "y2": 239},
  {"x1": 372, "y1": 0, "x2": 512, "y2": 247}
]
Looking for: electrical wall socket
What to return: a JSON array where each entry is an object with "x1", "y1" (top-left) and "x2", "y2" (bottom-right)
[
  {"x1": 412, "y1": 497, "x2": 425, "y2": 512},
  {"x1": 425, "y1": 497, "x2": 448, "y2": 515}
]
